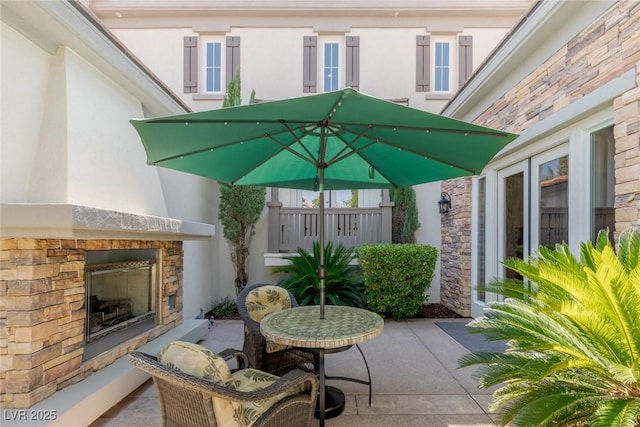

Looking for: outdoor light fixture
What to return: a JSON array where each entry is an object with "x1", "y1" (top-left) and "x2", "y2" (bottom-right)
[{"x1": 438, "y1": 192, "x2": 451, "y2": 214}]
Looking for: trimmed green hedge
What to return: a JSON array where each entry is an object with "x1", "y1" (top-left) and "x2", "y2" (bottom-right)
[{"x1": 357, "y1": 243, "x2": 438, "y2": 320}]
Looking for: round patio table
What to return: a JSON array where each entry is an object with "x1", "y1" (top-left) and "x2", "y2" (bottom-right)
[{"x1": 261, "y1": 305, "x2": 384, "y2": 427}]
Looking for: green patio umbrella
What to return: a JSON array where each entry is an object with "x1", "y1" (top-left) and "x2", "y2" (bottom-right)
[{"x1": 131, "y1": 88, "x2": 517, "y2": 318}]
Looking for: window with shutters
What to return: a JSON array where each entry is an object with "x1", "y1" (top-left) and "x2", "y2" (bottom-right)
[
  {"x1": 323, "y1": 42, "x2": 340, "y2": 92},
  {"x1": 184, "y1": 36, "x2": 240, "y2": 94}
]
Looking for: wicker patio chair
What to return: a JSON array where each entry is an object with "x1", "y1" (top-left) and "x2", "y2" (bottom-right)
[
  {"x1": 129, "y1": 342, "x2": 318, "y2": 427},
  {"x1": 237, "y1": 283, "x2": 315, "y2": 375}
]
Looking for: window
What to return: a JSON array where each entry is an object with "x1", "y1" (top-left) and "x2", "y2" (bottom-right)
[
  {"x1": 184, "y1": 36, "x2": 240, "y2": 94},
  {"x1": 434, "y1": 41, "x2": 451, "y2": 92},
  {"x1": 538, "y1": 155, "x2": 569, "y2": 247},
  {"x1": 323, "y1": 42, "x2": 339, "y2": 92},
  {"x1": 281, "y1": 189, "x2": 380, "y2": 208},
  {"x1": 591, "y1": 126, "x2": 615, "y2": 243},
  {"x1": 205, "y1": 41, "x2": 222, "y2": 93}
]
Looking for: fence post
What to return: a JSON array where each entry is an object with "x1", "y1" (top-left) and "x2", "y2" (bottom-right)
[
  {"x1": 380, "y1": 189, "x2": 395, "y2": 243},
  {"x1": 267, "y1": 188, "x2": 282, "y2": 252}
]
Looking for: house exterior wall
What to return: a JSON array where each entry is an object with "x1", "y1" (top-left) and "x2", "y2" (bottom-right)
[
  {"x1": 440, "y1": 1, "x2": 640, "y2": 317},
  {"x1": 92, "y1": 1, "x2": 532, "y2": 303},
  {"x1": 1, "y1": 1, "x2": 215, "y2": 412},
  {"x1": 1, "y1": 16, "x2": 222, "y2": 317}
]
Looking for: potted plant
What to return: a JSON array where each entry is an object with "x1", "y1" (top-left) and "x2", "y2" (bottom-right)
[{"x1": 460, "y1": 229, "x2": 640, "y2": 426}]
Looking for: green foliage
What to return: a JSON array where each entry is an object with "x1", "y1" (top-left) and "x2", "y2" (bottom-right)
[
  {"x1": 459, "y1": 229, "x2": 640, "y2": 427},
  {"x1": 218, "y1": 71, "x2": 265, "y2": 294},
  {"x1": 222, "y1": 71, "x2": 241, "y2": 107},
  {"x1": 357, "y1": 243, "x2": 437, "y2": 320},
  {"x1": 273, "y1": 241, "x2": 365, "y2": 307},
  {"x1": 390, "y1": 187, "x2": 420, "y2": 244},
  {"x1": 218, "y1": 183, "x2": 265, "y2": 292},
  {"x1": 207, "y1": 296, "x2": 238, "y2": 319}
]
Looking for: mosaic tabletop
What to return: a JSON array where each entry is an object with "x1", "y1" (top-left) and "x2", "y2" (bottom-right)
[{"x1": 261, "y1": 305, "x2": 384, "y2": 349}]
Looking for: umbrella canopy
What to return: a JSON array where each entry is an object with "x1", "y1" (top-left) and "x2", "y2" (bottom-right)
[
  {"x1": 131, "y1": 88, "x2": 518, "y2": 318},
  {"x1": 131, "y1": 88, "x2": 517, "y2": 191}
]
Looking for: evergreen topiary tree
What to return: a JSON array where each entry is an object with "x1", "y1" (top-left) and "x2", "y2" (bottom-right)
[
  {"x1": 390, "y1": 187, "x2": 420, "y2": 244},
  {"x1": 218, "y1": 71, "x2": 265, "y2": 294}
]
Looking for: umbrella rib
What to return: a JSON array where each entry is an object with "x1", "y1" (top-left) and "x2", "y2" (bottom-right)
[
  {"x1": 150, "y1": 123, "x2": 314, "y2": 165},
  {"x1": 328, "y1": 125, "x2": 479, "y2": 176},
  {"x1": 324, "y1": 124, "x2": 373, "y2": 166},
  {"x1": 281, "y1": 122, "x2": 321, "y2": 164},
  {"x1": 329, "y1": 121, "x2": 511, "y2": 138},
  {"x1": 264, "y1": 133, "x2": 318, "y2": 166}
]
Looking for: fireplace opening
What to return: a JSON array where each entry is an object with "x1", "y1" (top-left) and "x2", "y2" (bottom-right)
[{"x1": 84, "y1": 249, "x2": 158, "y2": 360}]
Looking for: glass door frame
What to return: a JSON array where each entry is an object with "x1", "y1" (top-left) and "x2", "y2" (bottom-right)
[
  {"x1": 530, "y1": 144, "x2": 570, "y2": 253},
  {"x1": 496, "y1": 160, "x2": 530, "y2": 286}
]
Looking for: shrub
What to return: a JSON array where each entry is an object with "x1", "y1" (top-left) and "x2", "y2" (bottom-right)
[
  {"x1": 357, "y1": 243, "x2": 438, "y2": 320},
  {"x1": 206, "y1": 296, "x2": 239, "y2": 320},
  {"x1": 390, "y1": 187, "x2": 420, "y2": 244},
  {"x1": 459, "y1": 229, "x2": 640, "y2": 427},
  {"x1": 273, "y1": 241, "x2": 365, "y2": 307}
]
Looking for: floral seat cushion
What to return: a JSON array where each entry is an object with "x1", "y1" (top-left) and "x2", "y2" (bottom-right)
[
  {"x1": 157, "y1": 341, "x2": 302, "y2": 427},
  {"x1": 158, "y1": 341, "x2": 232, "y2": 386},
  {"x1": 245, "y1": 285, "x2": 291, "y2": 353},
  {"x1": 217, "y1": 368, "x2": 303, "y2": 427}
]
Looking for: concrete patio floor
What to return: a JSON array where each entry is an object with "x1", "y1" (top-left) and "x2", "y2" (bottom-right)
[{"x1": 91, "y1": 318, "x2": 500, "y2": 427}]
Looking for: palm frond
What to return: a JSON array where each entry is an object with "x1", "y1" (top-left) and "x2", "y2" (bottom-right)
[{"x1": 460, "y1": 229, "x2": 640, "y2": 427}]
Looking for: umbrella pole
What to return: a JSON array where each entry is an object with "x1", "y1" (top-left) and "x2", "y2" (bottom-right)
[
  {"x1": 318, "y1": 166, "x2": 326, "y2": 320},
  {"x1": 318, "y1": 124, "x2": 327, "y2": 320}
]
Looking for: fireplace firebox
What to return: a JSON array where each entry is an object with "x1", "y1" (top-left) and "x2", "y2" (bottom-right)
[{"x1": 84, "y1": 250, "x2": 158, "y2": 360}]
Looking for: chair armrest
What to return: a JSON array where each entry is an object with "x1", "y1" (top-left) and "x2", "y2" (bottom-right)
[
  {"x1": 219, "y1": 348, "x2": 249, "y2": 369},
  {"x1": 128, "y1": 352, "x2": 317, "y2": 405},
  {"x1": 226, "y1": 369, "x2": 318, "y2": 403}
]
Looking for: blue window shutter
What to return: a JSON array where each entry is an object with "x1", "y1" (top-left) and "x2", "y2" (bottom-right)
[
  {"x1": 303, "y1": 36, "x2": 317, "y2": 93},
  {"x1": 226, "y1": 36, "x2": 240, "y2": 85},
  {"x1": 183, "y1": 36, "x2": 198, "y2": 93},
  {"x1": 416, "y1": 35, "x2": 430, "y2": 92},
  {"x1": 458, "y1": 35, "x2": 473, "y2": 87},
  {"x1": 346, "y1": 36, "x2": 360, "y2": 90}
]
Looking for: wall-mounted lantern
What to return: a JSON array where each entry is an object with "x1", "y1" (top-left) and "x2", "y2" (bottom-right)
[{"x1": 438, "y1": 192, "x2": 451, "y2": 214}]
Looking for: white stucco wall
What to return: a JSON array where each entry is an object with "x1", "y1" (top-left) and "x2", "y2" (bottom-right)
[
  {"x1": 1, "y1": 21, "x2": 219, "y2": 320},
  {"x1": 414, "y1": 182, "x2": 442, "y2": 303},
  {"x1": 1, "y1": 23, "x2": 53, "y2": 203}
]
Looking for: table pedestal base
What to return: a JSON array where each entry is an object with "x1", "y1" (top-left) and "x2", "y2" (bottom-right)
[{"x1": 314, "y1": 386, "x2": 345, "y2": 420}]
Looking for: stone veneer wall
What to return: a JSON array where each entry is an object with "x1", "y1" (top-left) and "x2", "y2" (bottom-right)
[
  {"x1": 440, "y1": 1, "x2": 640, "y2": 316},
  {"x1": 0, "y1": 238, "x2": 184, "y2": 409},
  {"x1": 440, "y1": 178, "x2": 473, "y2": 317}
]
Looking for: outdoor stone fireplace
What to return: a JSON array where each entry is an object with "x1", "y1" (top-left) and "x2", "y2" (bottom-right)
[
  {"x1": 0, "y1": 238, "x2": 183, "y2": 409},
  {"x1": 0, "y1": 204, "x2": 214, "y2": 414}
]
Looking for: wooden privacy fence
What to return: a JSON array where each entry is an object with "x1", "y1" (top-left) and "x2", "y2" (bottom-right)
[{"x1": 268, "y1": 206, "x2": 393, "y2": 252}]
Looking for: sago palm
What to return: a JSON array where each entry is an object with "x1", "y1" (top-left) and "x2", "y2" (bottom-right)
[
  {"x1": 273, "y1": 240, "x2": 365, "y2": 307},
  {"x1": 460, "y1": 229, "x2": 640, "y2": 427}
]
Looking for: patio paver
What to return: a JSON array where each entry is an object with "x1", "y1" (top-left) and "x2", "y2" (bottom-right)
[{"x1": 91, "y1": 318, "x2": 500, "y2": 427}]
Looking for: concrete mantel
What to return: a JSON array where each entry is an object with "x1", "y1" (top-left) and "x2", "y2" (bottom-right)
[{"x1": 0, "y1": 204, "x2": 215, "y2": 241}]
